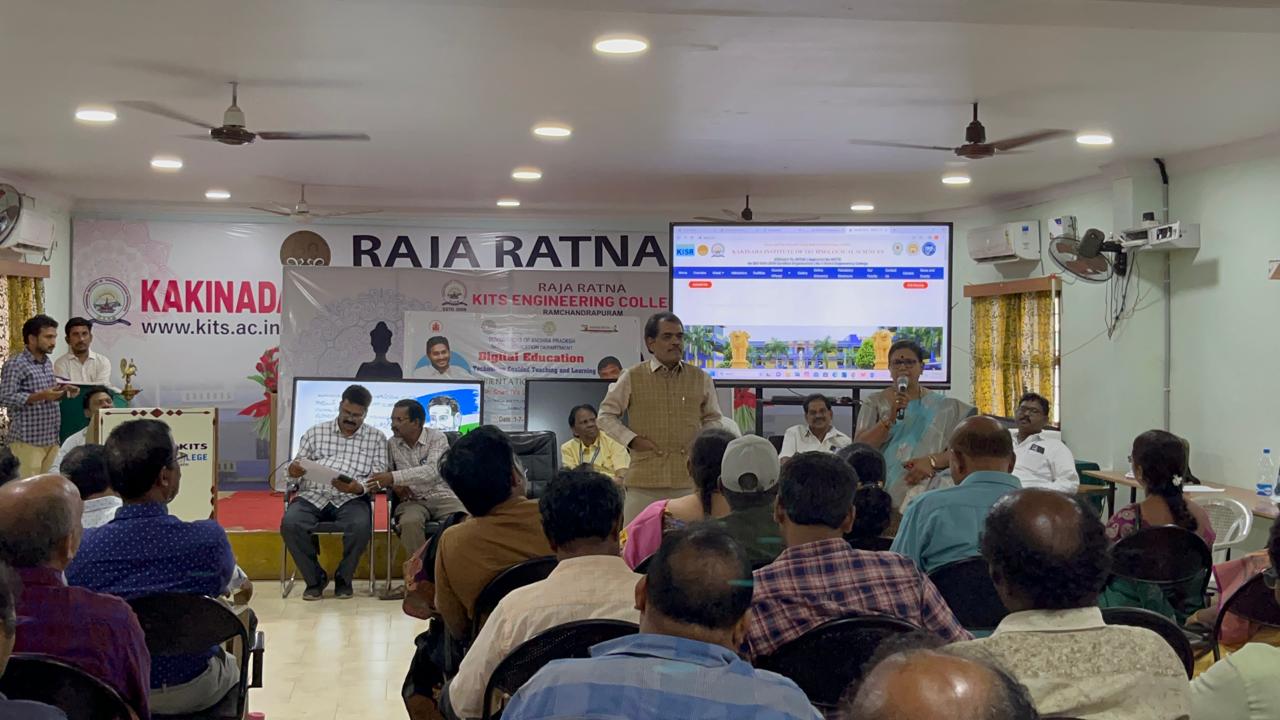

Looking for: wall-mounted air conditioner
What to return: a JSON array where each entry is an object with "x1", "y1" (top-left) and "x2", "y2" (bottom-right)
[{"x1": 966, "y1": 221, "x2": 1040, "y2": 263}]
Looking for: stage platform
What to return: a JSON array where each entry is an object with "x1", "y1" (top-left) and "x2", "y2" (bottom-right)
[{"x1": 218, "y1": 491, "x2": 407, "y2": 582}]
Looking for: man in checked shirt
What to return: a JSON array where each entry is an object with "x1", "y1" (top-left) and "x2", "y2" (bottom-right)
[
  {"x1": 282, "y1": 384, "x2": 387, "y2": 600},
  {"x1": 368, "y1": 399, "x2": 466, "y2": 557}
]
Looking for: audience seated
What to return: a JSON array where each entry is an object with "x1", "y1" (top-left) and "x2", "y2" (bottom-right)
[
  {"x1": 744, "y1": 452, "x2": 970, "y2": 660},
  {"x1": 57, "y1": 444, "x2": 121, "y2": 529},
  {"x1": 0, "y1": 561, "x2": 67, "y2": 720},
  {"x1": 849, "y1": 641, "x2": 1039, "y2": 720},
  {"x1": 1189, "y1": 514, "x2": 1280, "y2": 720},
  {"x1": 847, "y1": 485, "x2": 894, "y2": 551},
  {"x1": 282, "y1": 383, "x2": 387, "y2": 600},
  {"x1": 836, "y1": 442, "x2": 887, "y2": 487},
  {"x1": 1106, "y1": 429, "x2": 1215, "y2": 546},
  {"x1": 949, "y1": 488, "x2": 1191, "y2": 719},
  {"x1": 559, "y1": 404, "x2": 630, "y2": 481},
  {"x1": 0, "y1": 475, "x2": 150, "y2": 718},
  {"x1": 892, "y1": 416, "x2": 1021, "y2": 573},
  {"x1": 51, "y1": 385, "x2": 114, "y2": 474},
  {"x1": 620, "y1": 427, "x2": 735, "y2": 569},
  {"x1": 66, "y1": 418, "x2": 239, "y2": 715},
  {"x1": 1008, "y1": 392, "x2": 1078, "y2": 494},
  {"x1": 716, "y1": 435, "x2": 785, "y2": 567},
  {"x1": 501, "y1": 524, "x2": 821, "y2": 720},
  {"x1": 779, "y1": 394, "x2": 852, "y2": 462},
  {"x1": 444, "y1": 469, "x2": 639, "y2": 720}
]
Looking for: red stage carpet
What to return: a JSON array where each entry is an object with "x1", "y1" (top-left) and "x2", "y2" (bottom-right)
[{"x1": 217, "y1": 491, "x2": 390, "y2": 532}]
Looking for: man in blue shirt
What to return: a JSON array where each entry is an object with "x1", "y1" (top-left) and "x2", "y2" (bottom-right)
[
  {"x1": 501, "y1": 524, "x2": 820, "y2": 720},
  {"x1": 891, "y1": 416, "x2": 1022, "y2": 573},
  {"x1": 0, "y1": 315, "x2": 80, "y2": 477},
  {"x1": 67, "y1": 418, "x2": 238, "y2": 715}
]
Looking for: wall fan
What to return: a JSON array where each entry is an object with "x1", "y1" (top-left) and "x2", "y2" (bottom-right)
[
  {"x1": 694, "y1": 195, "x2": 820, "y2": 222},
  {"x1": 1048, "y1": 228, "x2": 1127, "y2": 282},
  {"x1": 251, "y1": 185, "x2": 381, "y2": 222},
  {"x1": 0, "y1": 184, "x2": 21, "y2": 245}
]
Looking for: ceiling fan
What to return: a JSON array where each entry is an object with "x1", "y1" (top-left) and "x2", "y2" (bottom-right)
[
  {"x1": 251, "y1": 185, "x2": 381, "y2": 223},
  {"x1": 848, "y1": 102, "x2": 1069, "y2": 160},
  {"x1": 694, "y1": 195, "x2": 820, "y2": 223},
  {"x1": 120, "y1": 82, "x2": 370, "y2": 146}
]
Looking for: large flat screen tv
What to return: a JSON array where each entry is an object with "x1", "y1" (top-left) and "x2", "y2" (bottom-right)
[
  {"x1": 289, "y1": 377, "x2": 484, "y2": 457},
  {"x1": 670, "y1": 222, "x2": 953, "y2": 387}
]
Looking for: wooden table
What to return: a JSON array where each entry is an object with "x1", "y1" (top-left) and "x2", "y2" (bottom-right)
[{"x1": 1083, "y1": 470, "x2": 1279, "y2": 521}]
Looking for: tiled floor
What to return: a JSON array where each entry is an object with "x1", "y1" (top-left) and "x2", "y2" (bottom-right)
[{"x1": 246, "y1": 583, "x2": 426, "y2": 720}]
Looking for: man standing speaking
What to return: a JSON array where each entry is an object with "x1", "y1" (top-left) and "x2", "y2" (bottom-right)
[{"x1": 599, "y1": 312, "x2": 723, "y2": 521}]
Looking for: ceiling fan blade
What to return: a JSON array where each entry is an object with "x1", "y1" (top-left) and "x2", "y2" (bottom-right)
[
  {"x1": 179, "y1": 134, "x2": 216, "y2": 141},
  {"x1": 256, "y1": 131, "x2": 371, "y2": 141},
  {"x1": 848, "y1": 139, "x2": 955, "y2": 152},
  {"x1": 990, "y1": 129, "x2": 1071, "y2": 151},
  {"x1": 312, "y1": 209, "x2": 382, "y2": 218},
  {"x1": 250, "y1": 206, "x2": 294, "y2": 217},
  {"x1": 119, "y1": 101, "x2": 215, "y2": 129}
]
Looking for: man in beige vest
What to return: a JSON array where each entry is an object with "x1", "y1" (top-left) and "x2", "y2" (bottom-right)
[{"x1": 598, "y1": 312, "x2": 724, "y2": 521}]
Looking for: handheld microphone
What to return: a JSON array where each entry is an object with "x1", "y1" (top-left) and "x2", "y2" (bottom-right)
[{"x1": 895, "y1": 376, "x2": 909, "y2": 421}]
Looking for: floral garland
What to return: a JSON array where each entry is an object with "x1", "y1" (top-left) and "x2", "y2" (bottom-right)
[{"x1": 238, "y1": 346, "x2": 278, "y2": 439}]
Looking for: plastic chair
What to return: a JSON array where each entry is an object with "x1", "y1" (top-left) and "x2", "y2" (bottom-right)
[
  {"x1": 279, "y1": 481, "x2": 376, "y2": 597},
  {"x1": 1192, "y1": 496, "x2": 1253, "y2": 562},
  {"x1": 481, "y1": 619, "x2": 639, "y2": 719},
  {"x1": 1109, "y1": 524, "x2": 1213, "y2": 619},
  {"x1": 1075, "y1": 460, "x2": 1110, "y2": 517},
  {"x1": 0, "y1": 653, "x2": 133, "y2": 720},
  {"x1": 128, "y1": 593, "x2": 264, "y2": 720},
  {"x1": 1101, "y1": 606, "x2": 1194, "y2": 678},
  {"x1": 927, "y1": 557, "x2": 1009, "y2": 632},
  {"x1": 1212, "y1": 573, "x2": 1280, "y2": 660},
  {"x1": 472, "y1": 557, "x2": 559, "y2": 643},
  {"x1": 753, "y1": 614, "x2": 919, "y2": 713}
]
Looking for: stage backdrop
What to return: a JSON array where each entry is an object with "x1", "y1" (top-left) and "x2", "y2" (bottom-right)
[{"x1": 71, "y1": 219, "x2": 667, "y2": 486}]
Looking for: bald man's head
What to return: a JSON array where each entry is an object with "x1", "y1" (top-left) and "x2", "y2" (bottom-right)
[
  {"x1": 0, "y1": 474, "x2": 83, "y2": 570},
  {"x1": 949, "y1": 415, "x2": 1015, "y2": 480},
  {"x1": 982, "y1": 489, "x2": 1109, "y2": 612},
  {"x1": 851, "y1": 649, "x2": 1039, "y2": 720}
]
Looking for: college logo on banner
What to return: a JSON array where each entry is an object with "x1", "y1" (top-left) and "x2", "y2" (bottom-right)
[{"x1": 83, "y1": 277, "x2": 132, "y2": 326}]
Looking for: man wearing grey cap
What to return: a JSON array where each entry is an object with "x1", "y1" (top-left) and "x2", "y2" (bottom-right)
[{"x1": 716, "y1": 435, "x2": 784, "y2": 568}]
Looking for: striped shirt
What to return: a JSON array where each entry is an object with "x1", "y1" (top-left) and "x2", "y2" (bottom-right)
[
  {"x1": 502, "y1": 634, "x2": 821, "y2": 720},
  {"x1": 387, "y1": 427, "x2": 457, "y2": 504},
  {"x1": 294, "y1": 420, "x2": 388, "y2": 508},
  {"x1": 744, "y1": 538, "x2": 971, "y2": 659},
  {"x1": 0, "y1": 349, "x2": 61, "y2": 446}
]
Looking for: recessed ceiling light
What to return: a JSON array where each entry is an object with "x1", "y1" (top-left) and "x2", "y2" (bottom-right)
[
  {"x1": 593, "y1": 34, "x2": 649, "y2": 55},
  {"x1": 941, "y1": 172, "x2": 971, "y2": 186},
  {"x1": 75, "y1": 106, "x2": 117, "y2": 124},
  {"x1": 532, "y1": 124, "x2": 572, "y2": 139},
  {"x1": 496, "y1": 198, "x2": 521, "y2": 208},
  {"x1": 511, "y1": 167, "x2": 543, "y2": 181},
  {"x1": 150, "y1": 155, "x2": 183, "y2": 171},
  {"x1": 850, "y1": 202, "x2": 875, "y2": 212},
  {"x1": 205, "y1": 189, "x2": 231, "y2": 200},
  {"x1": 1076, "y1": 131, "x2": 1114, "y2": 146}
]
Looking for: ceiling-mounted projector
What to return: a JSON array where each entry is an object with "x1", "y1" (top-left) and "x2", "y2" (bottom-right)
[{"x1": 1119, "y1": 220, "x2": 1199, "y2": 252}]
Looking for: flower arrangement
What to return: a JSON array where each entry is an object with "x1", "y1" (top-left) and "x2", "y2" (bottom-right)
[
  {"x1": 732, "y1": 387, "x2": 757, "y2": 435},
  {"x1": 239, "y1": 346, "x2": 279, "y2": 439}
]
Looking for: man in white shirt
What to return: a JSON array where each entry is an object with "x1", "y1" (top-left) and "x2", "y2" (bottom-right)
[
  {"x1": 779, "y1": 394, "x2": 851, "y2": 463},
  {"x1": 59, "y1": 444, "x2": 122, "y2": 529},
  {"x1": 444, "y1": 469, "x2": 638, "y2": 720},
  {"x1": 1008, "y1": 392, "x2": 1078, "y2": 494},
  {"x1": 52, "y1": 317, "x2": 113, "y2": 387},
  {"x1": 412, "y1": 336, "x2": 473, "y2": 380},
  {"x1": 52, "y1": 386, "x2": 115, "y2": 473}
]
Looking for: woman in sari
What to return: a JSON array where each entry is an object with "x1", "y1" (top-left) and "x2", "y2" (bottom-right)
[{"x1": 854, "y1": 339, "x2": 975, "y2": 509}]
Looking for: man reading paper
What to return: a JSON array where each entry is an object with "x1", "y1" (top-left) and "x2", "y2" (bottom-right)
[{"x1": 280, "y1": 384, "x2": 388, "y2": 600}]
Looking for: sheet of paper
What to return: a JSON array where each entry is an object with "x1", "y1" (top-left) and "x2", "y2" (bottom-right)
[{"x1": 297, "y1": 458, "x2": 342, "y2": 484}]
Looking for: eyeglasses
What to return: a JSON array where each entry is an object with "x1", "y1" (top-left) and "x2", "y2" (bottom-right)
[
  {"x1": 1264, "y1": 566, "x2": 1278, "y2": 590},
  {"x1": 889, "y1": 358, "x2": 919, "y2": 368},
  {"x1": 175, "y1": 452, "x2": 189, "y2": 465}
]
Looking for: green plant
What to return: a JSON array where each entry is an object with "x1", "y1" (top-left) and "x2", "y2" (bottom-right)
[
  {"x1": 686, "y1": 325, "x2": 716, "y2": 367},
  {"x1": 854, "y1": 339, "x2": 877, "y2": 369},
  {"x1": 894, "y1": 326, "x2": 944, "y2": 360},
  {"x1": 814, "y1": 337, "x2": 838, "y2": 368},
  {"x1": 764, "y1": 339, "x2": 790, "y2": 368}
]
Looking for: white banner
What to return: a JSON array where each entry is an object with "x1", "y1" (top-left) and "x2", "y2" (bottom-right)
[{"x1": 97, "y1": 407, "x2": 217, "y2": 522}]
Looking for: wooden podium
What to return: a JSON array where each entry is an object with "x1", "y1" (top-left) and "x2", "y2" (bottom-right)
[{"x1": 97, "y1": 407, "x2": 219, "y2": 521}]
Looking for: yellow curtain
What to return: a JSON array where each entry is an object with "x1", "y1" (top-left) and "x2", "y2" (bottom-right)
[
  {"x1": 971, "y1": 290, "x2": 1055, "y2": 418},
  {"x1": 5, "y1": 276, "x2": 44, "y2": 355}
]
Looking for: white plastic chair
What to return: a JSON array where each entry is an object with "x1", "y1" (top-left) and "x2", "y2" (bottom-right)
[{"x1": 1192, "y1": 496, "x2": 1253, "y2": 562}]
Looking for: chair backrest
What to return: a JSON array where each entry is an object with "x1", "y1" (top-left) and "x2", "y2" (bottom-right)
[
  {"x1": 508, "y1": 430, "x2": 559, "y2": 499},
  {"x1": 1100, "y1": 606, "x2": 1194, "y2": 678},
  {"x1": 1214, "y1": 573, "x2": 1280, "y2": 641},
  {"x1": 1110, "y1": 525, "x2": 1213, "y2": 586},
  {"x1": 481, "y1": 619, "x2": 639, "y2": 719},
  {"x1": 767, "y1": 435, "x2": 784, "y2": 453},
  {"x1": 0, "y1": 653, "x2": 133, "y2": 720},
  {"x1": 927, "y1": 556, "x2": 1009, "y2": 632},
  {"x1": 472, "y1": 556, "x2": 559, "y2": 640},
  {"x1": 1193, "y1": 497, "x2": 1253, "y2": 549},
  {"x1": 754, "y1": 614, "x2": 919, "y2": 711},
  {"x1": 127, "y1": 593, "x2": 251, "y2": 717},
  {"x1": 846, "y1": 535, "x2": 894, "y2": 552},
  {"x1": 1075, "y1": 461, "x2": 1105, "y2": 514}
]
